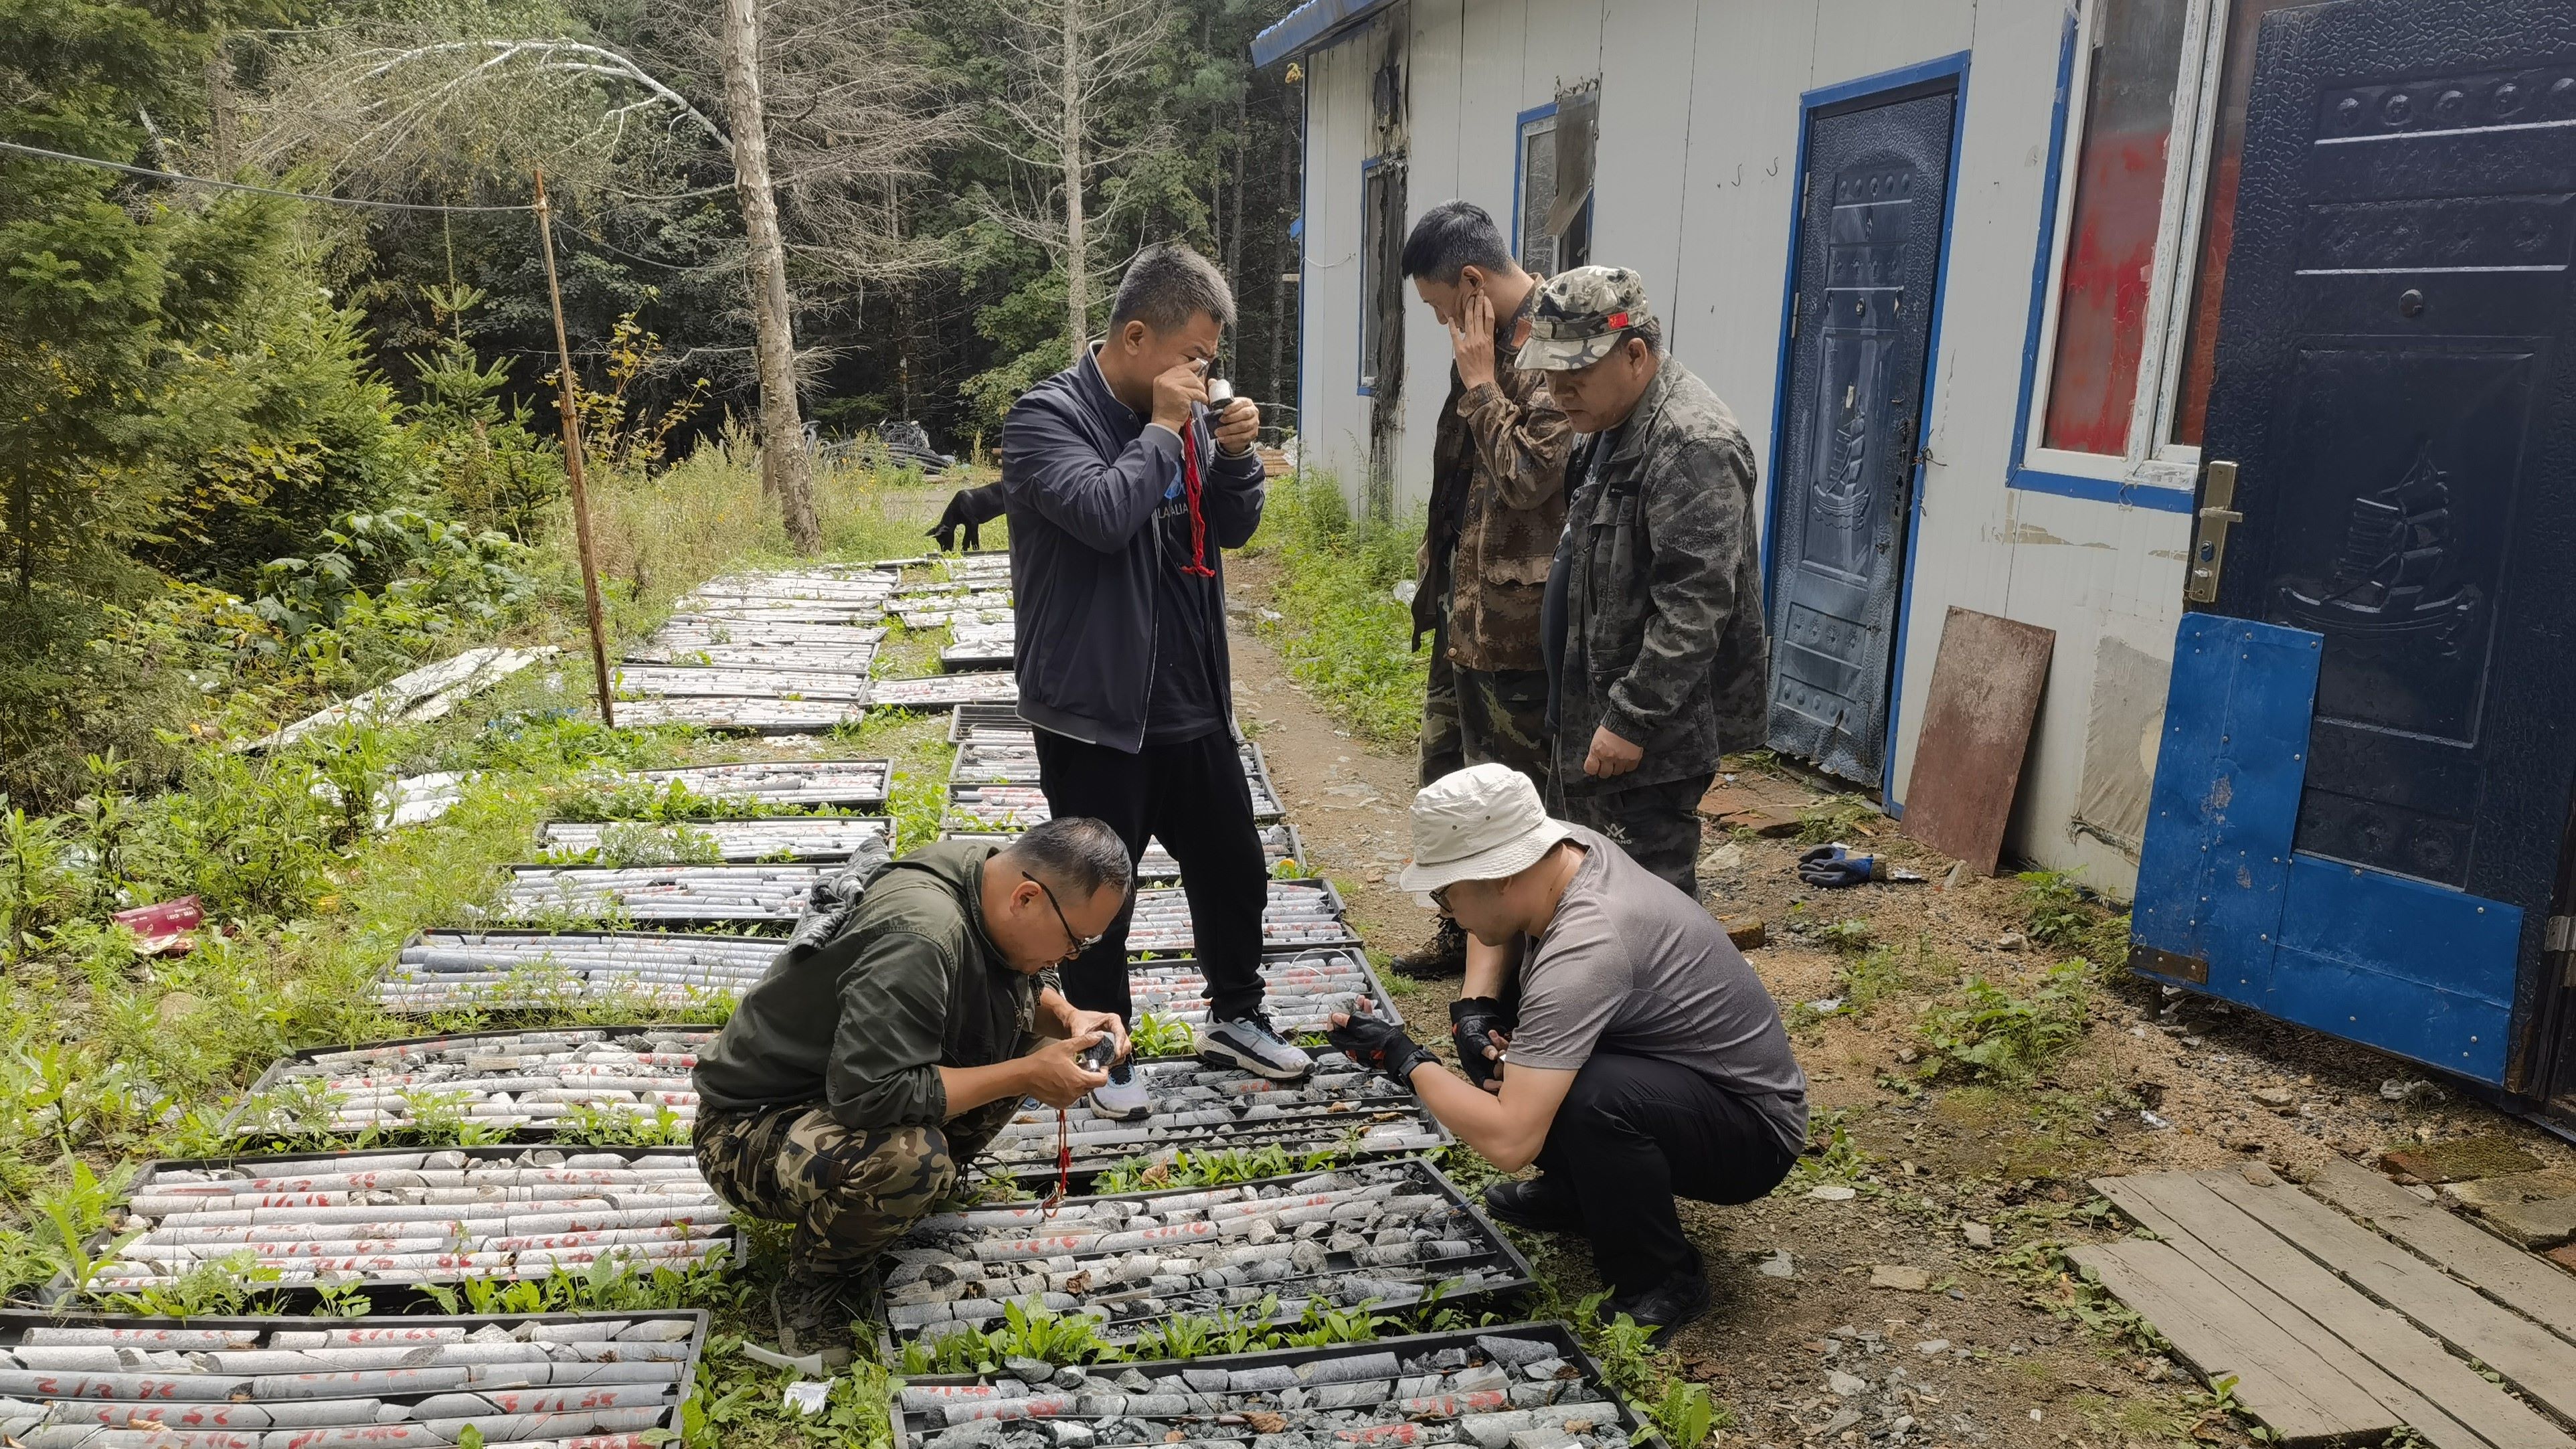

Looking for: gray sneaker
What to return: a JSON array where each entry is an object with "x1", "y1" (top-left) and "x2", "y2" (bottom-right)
[
  {"x1": 1088, "y1": 1060, "x2": 1152, "y2": 1121},
  {"x1": 1197, "y1": 1011, "x2": 1314, "y2": 1081}
]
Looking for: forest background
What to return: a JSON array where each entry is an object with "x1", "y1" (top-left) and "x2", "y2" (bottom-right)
[{"x1": 1, "y1": 0, "x2": 1308, "y2": 808}]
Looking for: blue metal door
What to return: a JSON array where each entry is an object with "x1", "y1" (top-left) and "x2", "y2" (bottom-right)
[
  {"x1": 1767, "y1": 82, "x2": 1957, "y2": 786},
  {"x1": 2134, "y1": 0, "x2": 2576, "y2": 1092}
]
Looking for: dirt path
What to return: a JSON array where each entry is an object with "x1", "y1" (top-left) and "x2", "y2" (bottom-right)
[{"x1": 1220, "y1": 557, "x2": 2576, "y2": 1449}]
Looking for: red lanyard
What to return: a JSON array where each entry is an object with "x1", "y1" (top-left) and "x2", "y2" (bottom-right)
[
  {"x1": 1040, "y1": 1107, "x2": 1071, "y2": 1219},
  {"x1": 1178, "y1": 426, "x2": 1215, "y2": 578}
]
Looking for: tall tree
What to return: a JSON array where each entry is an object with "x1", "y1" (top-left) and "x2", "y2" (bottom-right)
[{"x1": 715, "y1": 0, "x2": 817, "y2": 550}]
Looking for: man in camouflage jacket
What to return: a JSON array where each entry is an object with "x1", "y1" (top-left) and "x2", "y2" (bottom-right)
[
  {"x1": 1519, "y1": 266, "x2": 1770, "y2": 896},
  {"x1": 693, "y1": 820, "x2": 1134, "y2": 1365},
  {"x1": 1398, "y1": 201, "x2": 1574, "y2": 974}
]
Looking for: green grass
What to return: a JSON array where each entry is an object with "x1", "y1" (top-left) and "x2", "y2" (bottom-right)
[{"x1": 1246, "y1": 474, "x2": 1427, "y2": 744}]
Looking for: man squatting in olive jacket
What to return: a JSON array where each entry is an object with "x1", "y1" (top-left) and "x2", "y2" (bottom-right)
[{"x1": 693, "y1": 819, "x2": 1136, "y2": 1365}]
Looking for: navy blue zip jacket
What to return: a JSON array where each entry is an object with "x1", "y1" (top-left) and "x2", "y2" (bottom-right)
[{"x1": 1001, "y1": 348, "x2": 1265, "y2": 752}]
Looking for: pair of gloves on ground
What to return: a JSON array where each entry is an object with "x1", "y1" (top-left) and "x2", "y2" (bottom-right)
[{"x1": 1326, "y1": 997, "x2": 1514, "y2": 1090}]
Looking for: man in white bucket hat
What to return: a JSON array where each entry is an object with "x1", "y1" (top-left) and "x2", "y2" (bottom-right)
[{"x1": 1328, "y1": 762, "x2": 1806, "y2": 1337}]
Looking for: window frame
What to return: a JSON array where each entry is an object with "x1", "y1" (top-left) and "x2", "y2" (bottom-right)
[
  {"x1": 1511, "y1": 101, "x2": 1559, "y2": 274},
  {"x1": 2010, "y1": 0, "x2": 2243, "y2": 509},
  {"x1": 1359, "y1": 153, "x2": 1389, "y2": 396}
]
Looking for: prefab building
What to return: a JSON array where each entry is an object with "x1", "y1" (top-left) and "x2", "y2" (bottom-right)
[{"x1": 1258, "y1": 0, "x2": 2576, "y2": 1116}]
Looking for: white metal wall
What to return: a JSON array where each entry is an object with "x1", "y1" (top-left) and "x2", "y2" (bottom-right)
[{"x1": 1292, "y1": 0, "x2": 2189, "y2": 895}]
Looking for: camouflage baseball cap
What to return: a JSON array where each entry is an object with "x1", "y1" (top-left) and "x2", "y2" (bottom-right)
[{"x1": 1515, "y1": 266, "x2": 1654, "y2": 371}]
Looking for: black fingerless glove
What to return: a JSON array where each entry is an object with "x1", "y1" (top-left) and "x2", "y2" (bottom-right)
[
  {"x1": 1327, "y1": 1014, "x2": 1436, "y2": 1086},
  {"x1": 1449, "y1": 996, "x2": 1515, "y2": 1090}
]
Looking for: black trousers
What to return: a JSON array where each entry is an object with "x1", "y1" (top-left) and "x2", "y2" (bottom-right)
[
  {"x1": 1534, "y1": 1051, "x2": 1799, "y2": 1296},
  {"x1": 1033, "y1": 728, "x2": 1269, "y2": 1023}
]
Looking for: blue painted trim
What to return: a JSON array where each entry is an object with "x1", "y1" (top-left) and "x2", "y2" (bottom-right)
[
  {"x1": 1879, "y1": 49, "x2": 1972, "y2": 812},
  {"x1": 1759, "y1": 50, "x2": 1971, "y2": 812},
  {"x1": 1250, "y1": 0, "x2": 1397, "y2": 68},
  {"x1": 2000, "y1": 10, "x2": 2197, "y2": 513},
  {"x1": 1359, "y1": 153, "x2": 1384, "y2": 398},
  {"x1": 1800, "y1": 49, "x2": 1972, "y2": 110},
  {"x1": 2014, "y1": 468, "x2": 2199, "y2": 512},
  {"x1": 1509, "y1": 101, "x2": 1559, "y2": 260}
]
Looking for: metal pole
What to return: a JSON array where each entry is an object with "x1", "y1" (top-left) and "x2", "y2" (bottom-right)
[{"x1": 531, "y1": 169, "x2": 618, "y2": 729}]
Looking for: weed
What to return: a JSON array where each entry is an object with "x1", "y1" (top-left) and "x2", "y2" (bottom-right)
[
  {"x1": 1641, "y1": 1379, "x2": 1731, "y2": 1449},
  {"x1": 557, "y1": 1100, "x2": 693, "y2": 1146},
  {"x1": 1128, "y1": 1011, "x2": 1197, "y2": 1058},
  {"x1": 1814, "y1": 918, "x2": 1875, "y2": 953},
  {"x1": 1919, "y1": 963, "x2": 2094, "y2": 1083},
  {"x1": 2016, "y1": 868, "x2": 2132, "y2": 966},
  {"x1": 0, "y1": 804, "x2": 74, "y2": 964},
  {"x1": 1250, "y1": 475, "x2": 1426, "y2": 742},
  {"x1": 1282, "y1": 1296, "x2": 1394, "y2": 1347},
  {"x1": 597, "y1": 822, "x2": 725, "y2": 867},
  {"x1": 1780, "y1": 1108, "x2": 1875, "y2": 1195},
  {"x1": 104, "y1": 1252, "x2": 289, "y2": 1317},
  {"x1": 1795, "y1": 796, "x2": 1881, "y2": 846}
]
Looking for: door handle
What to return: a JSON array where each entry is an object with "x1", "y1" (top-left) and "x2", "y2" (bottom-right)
[{"x1": 2185, "y1": 460, "x2": 2241, "y2": 604}]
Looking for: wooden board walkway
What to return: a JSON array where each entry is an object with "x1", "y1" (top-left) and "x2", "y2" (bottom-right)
[{"x1": 2079, "y1": 1165, "x2": 2576, "y2": 1449}]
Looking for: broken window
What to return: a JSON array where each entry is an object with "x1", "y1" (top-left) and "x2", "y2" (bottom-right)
[
  {"x1": 2022, "y1": 0, "x2": 2304, "y2": 493},
  {"x1": 1515, "y1": 84, "x2": 1595, "y2": 276},
  {"x1": 1360, "y1": 157, "x2": 1391, "y2": 392}
]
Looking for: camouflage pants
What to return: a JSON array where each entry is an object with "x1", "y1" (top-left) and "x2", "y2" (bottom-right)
[
  {"x1": 1420, "y1": 624, "x2": 1551, "y2": 794},
  {"x1": 1556, "y1": 771, "x2": 1716, "y2": 898},
  {"x1": 693, "y1": 1102, "x2": 1004, "y2": 1276}
]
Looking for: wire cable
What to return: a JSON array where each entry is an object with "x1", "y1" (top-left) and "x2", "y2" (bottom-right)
[{"x1": 0, "y1": 139, "x2": 535, "y2": 214}]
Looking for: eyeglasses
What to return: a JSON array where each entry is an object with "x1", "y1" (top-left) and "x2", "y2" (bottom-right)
[
  {"x1": 1027, "y1": 871, "x2": 1106, "y2": 958},
  {"x1": 1430, "y1": 882, "x2": 1457, "y2": 916}
]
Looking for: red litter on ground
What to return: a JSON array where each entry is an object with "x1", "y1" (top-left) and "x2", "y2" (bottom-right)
[{"x1": 111, "y1": 896, "x2": 202, "y2": 955}]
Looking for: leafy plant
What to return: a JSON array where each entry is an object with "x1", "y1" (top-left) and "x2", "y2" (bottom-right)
[
  {"x1": 1814, "y1": 917, "x2": 1874, "y2": 953},
  {"x1": 1128, "y1": 1011, "x2": 1197, "y2": 1058},
  {"x1": 23, "y1": 1161, "x2": 145, "y2": 1298},
  {"x1": 1641, "y1": 1379, "x2": 1729, "y2": 1449},
  {"x1": 1795, "y1": 796, "x2": 1881, "y2": 846},
  {"x1": 0, "y1": 803, "x2": 74, "y2": 963},
  {"x1": 103, "y1": 1252, "x2": 288, "y2": 1317},
  {"x1": 1282, "y1": 1296, "x2": 1393, "y2": 1347},
  {"x1": 1919, "y1": 963, "x2": 2094, "y2": 1083},
  {"x1": 1249, "y1": 476, "x2": 1427, "y2": 743}
]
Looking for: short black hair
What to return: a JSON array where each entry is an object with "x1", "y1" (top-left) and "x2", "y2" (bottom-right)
[
  {"x1": 1401, "y1": 201, "x2": 1513, "y2": 284},
  {"x1": 1006, "y1": 817, "x2": 1134, "y2": 902},
  {"x1": 1625, "y1": 317, "x2": 1664, "y2": 357},
  {"x1": 1110, "y1": 244, "x2": 1235, "y2": 333}
]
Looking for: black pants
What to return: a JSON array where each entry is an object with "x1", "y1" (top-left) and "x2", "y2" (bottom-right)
[
  {"x1": 1555, "y1": 772, "x2": 1715, "y2": 899},
  {"x1": 1033, "y1": 728, "x2": 1268, "y2": 1023},
  {"x1": 1534, "y1": 1051, "x2": 1798, "y2": 1296}
]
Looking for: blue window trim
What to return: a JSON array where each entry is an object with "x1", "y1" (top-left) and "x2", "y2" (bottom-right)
[
  {"x1": 1508, "y1": 101, "x2": 1559, "y2": 262},
  {"x1": 1759, "y1": 48, "x2": 1973, "y2": 817},
  {"x1": 2002, "y1": 8, "x2": 2196, "y2": 515},
  {"x1": 1359, "y1": 153, "x2": 1385, "y2": 398}
]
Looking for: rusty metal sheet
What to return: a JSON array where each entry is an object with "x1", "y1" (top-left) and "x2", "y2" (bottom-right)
[{"x1": 1899, "y1": 607, "x2": 2055, "y2": 876}]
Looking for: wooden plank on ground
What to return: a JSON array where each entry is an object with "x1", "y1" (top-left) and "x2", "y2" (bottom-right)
[
  {"x1": 2203, "y1": 1170, "x2": 2576, "y2": 1424},
  {"x1": 2310, "y1": 1157, "x2": 2576, "y2": 1344},
  {"x1": 2100, "y1": 1173, "x2": 2565, "y2": 1449},
  {"x1": 2069, "y1": 1237, "x2": 2399, "y2": 1444},
  {"x1": 1896, "y1": 608, "x2": 2054, "y2": 875}
]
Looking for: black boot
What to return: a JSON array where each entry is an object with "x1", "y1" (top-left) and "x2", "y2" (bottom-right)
[
  {"x1": 1482, "y1": 1176, "x2": 1585, "y2": 1233},
  {"x1": 1608, "y1": 1266, "x2": 1712, "y2": 1341},
  {"x1": 1390, "y1": 918, "x2": 1468, "y2": 978}
]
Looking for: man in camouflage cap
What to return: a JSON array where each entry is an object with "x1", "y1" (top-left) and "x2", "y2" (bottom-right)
[{"x1": 1517, "y1": 266, "x2": 1770, "y2": 896}]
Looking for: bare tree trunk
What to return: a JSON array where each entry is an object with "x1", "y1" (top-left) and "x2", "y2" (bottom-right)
[
  {"x1": 206, "y1": 46, "x2": 238, "y2": 170},
  {"x1": 719, "y1": 0, "x2": 821, "y2": 553},
  {"x1": 1266, "y1": 89, "x2": 1296, "y2": 406},
  {"x1": 1060, "y1": 0, "x2": 1090, "y2": 357}
]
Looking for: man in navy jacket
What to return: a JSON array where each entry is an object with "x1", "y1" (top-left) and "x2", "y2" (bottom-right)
[{"x1": 1001, "y1": 244, "x2": 1311, "y2": 1119}]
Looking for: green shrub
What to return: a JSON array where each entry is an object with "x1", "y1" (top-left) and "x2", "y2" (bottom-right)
[{"x1": 1251, "y1": 474, "x2": 1426, "y2": 742}]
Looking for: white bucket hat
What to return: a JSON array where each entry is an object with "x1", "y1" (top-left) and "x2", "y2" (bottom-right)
[{"x1": 1397, "y1": 763, "x2": 1576, "y2": 904}]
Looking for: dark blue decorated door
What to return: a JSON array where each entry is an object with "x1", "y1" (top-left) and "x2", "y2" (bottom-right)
[
  {"x1": 1766, "y1": 82, "x2": 1956, "y2": 786},
  {"x1": 2133, "y1": 0, "x2": 2576, "y2": 1096}
]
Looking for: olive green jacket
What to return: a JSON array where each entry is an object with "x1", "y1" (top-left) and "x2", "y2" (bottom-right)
[{"x1": 693, "y1": 841, "x2": 1049, "y2": 1132}]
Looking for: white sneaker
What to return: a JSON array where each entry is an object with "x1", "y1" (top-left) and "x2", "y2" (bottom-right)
[
  {"x1": 1088, "y1": 1061, "x2": 1152, "y2": 1121},
  {"x1": 1195, "y1": 1012, "x2": 1314, "y2": 1081}
]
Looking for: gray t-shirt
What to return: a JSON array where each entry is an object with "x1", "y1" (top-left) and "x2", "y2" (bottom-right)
[{"x1": 1510, "y1": 825, "x2": 1808, "y2": 1155}]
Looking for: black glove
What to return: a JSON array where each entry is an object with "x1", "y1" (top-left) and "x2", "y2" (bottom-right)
[
  {"x1": 1327, "y1": 1014, "x2": 1436, "y2": 1086},
  {"x1": 927, "y1": 491, "x2": 982, "y2": 553},
  {"x1": 1450, "y1": 997, "x2": 1515, "y2": 1090}
]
